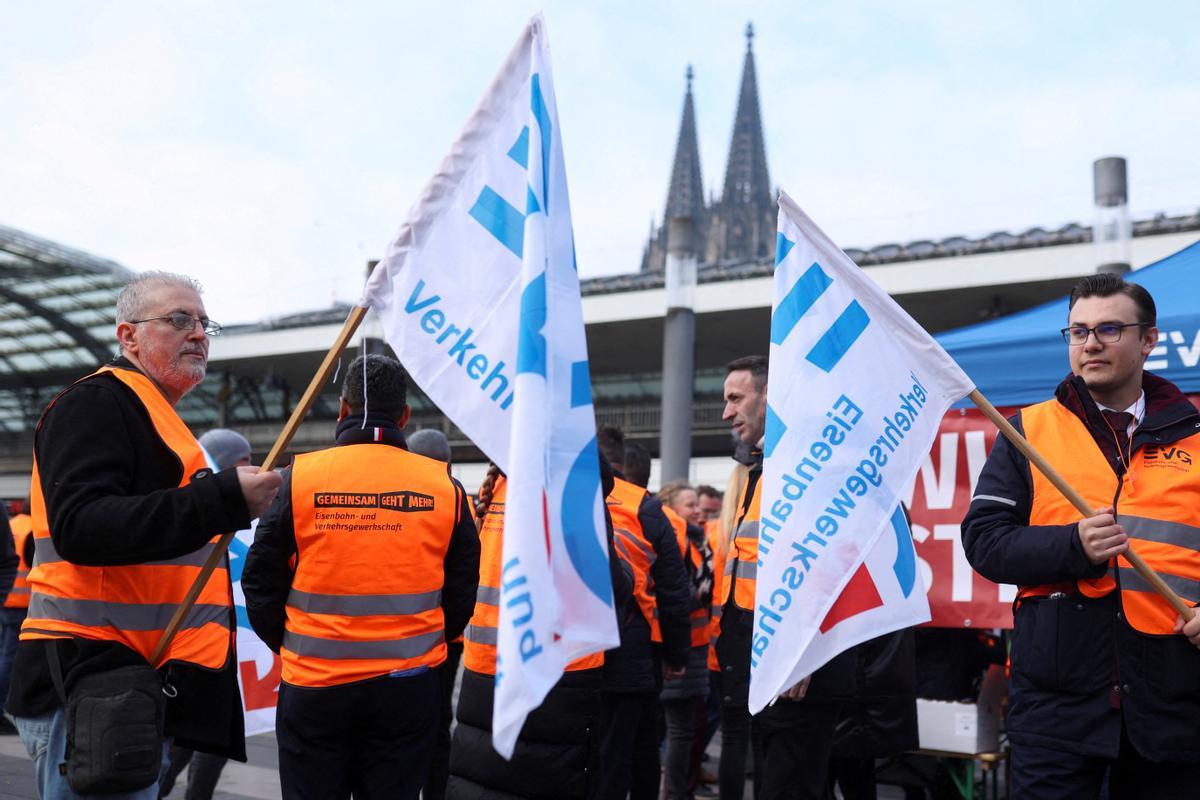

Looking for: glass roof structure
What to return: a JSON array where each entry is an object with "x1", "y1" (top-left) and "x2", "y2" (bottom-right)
[{"x1": 0, "y1": 224, "x2": 131, "y2": 431}]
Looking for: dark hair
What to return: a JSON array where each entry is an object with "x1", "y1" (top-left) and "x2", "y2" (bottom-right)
[
  {"x1": 697, "y1": 484, "x2": 721, "y2": 500},
  {"x1": 597, "y1": 425, "x2": 625, "y2": 469},
  {"x1": 726, "y1": 354, "x2": 768, "y2": 390},
  {"x1": 341, "y1": 354, "x2": 408, "y2": 416},
  {"x1": 623, "y1": 441, "x2": 652, "y2": 489},
  {"x1": 1068, "y1": 274, "x2": 1156, "y2": 327}
]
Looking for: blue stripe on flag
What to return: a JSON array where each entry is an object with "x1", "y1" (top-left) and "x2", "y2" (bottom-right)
[
  {"x1": 516, "y1": 273, "x2": 547, "y2": 376},
  {"x1": 469, "y1": 186, "x2": 525, "y2": 258},
  {"x1": 526, "y1": 185, "x2": 541, "y2": 215},
  {"x1": 890, "y1": 505, "x2": 917, "y2": 598},
  {"x1": 764, "y1": 403, "x2": 787, "y2": 458},
  {"x1": 531, "y1": 74, "x2": 552, "y2": 209},
  {"x1": 806, "y1": 301, "x2": 869, "y2": 373},
  {"x1": 570, "y1": 360, "x2": 592, "y2": 408},
  {"x1": 775, "y1": 233, "x2": 794, "y2": 266},
  {"x1": 508, "y1": 126, "x2": 530, "y2": 168},
  {"x1": 770, "y1": 262, "x2": 831, "y2": 346},
  {"x1": 561, "y1": 437, "x2": 613, "y2": 606}
]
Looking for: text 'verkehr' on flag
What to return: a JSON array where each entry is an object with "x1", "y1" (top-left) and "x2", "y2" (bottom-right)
[{"x1": 359, "y1": 15, "x2": 617, "y2": 758}]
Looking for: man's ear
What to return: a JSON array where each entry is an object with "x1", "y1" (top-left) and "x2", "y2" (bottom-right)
[
  {"x1": 337, "y1": 397, "x2": 351, "y2": 422},
  {"x1": 1141, "y1": 326, "x2": 1160, "y2": 358},
  {"x1": 116, "y1": 321, "x2": 139, "y2": 355},
  {"x1": 397, "y1": 404, "x2": 411, "y2": 429}
]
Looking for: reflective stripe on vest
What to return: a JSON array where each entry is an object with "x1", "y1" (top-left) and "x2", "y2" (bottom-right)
[
  {"x1": 662, "y1": 506, "x2": 711, "y2": 647},
  {"x1": 20, "y1": 366, "x2": 232, "y2": 669},
  {"x1": 462, "y1": 477, "x2": 604, "y2": 675},
  {"x1": 607, "y1": 478, "x2": 660, "y2": 641},
  {"x1": 5, "y1": 514, "x2": 32, "y2": 610},
  {"x1": 282, "y1": 444, "x2": 457, "y2": 687},
  {"x1": 717, "y1": 473, "x2": 761, "y2": 613},
  {"x1": 706, "y1": 519, "x2": 724, "y2": 670},
  {"x1": 1020, "y1": 399, "x2": 1200, "y2": 634}
]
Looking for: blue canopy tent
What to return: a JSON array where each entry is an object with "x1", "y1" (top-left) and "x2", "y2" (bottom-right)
[{"x1": 936, "y1": 240, "x2": 1200, "y2": 406}]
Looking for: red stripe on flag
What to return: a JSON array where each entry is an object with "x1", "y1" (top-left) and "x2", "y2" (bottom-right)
[{"x1": 819, "y1": 564, "x2": 883, "y2": 633}]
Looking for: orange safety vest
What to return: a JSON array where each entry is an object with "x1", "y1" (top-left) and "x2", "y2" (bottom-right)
[
  {"x1": 716, "y1": 472, "x2": 761, "y2": 613},
  {"x1": 1017, "y1": 399, "x2": 1200, "y2": 634},
  {"x1": 463, "y1": 477, "x2": 603, "y2": 675},
  {"x1": 663, "y1": 506, "x2": 710, "y2": 648},
  {"x1": 282, "y1": 444, "x2": 458, "y2": 688},
  {"x1": 705, "y1": 518, "x2": 725, "y2": 671},
  {"x1": 5, "y1": 514, "x2": 32, "y2": 610},
  {"x1": 607, "y1": 478, "x2": 660, "y2": 641},
  {"x1": 21, "y1": 366, "x2": 233, "y2": 669}
]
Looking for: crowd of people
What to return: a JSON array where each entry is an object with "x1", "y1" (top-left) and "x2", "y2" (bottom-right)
[{"x1": 0, "y1": 268, "x2": 1197, "y2": 800}]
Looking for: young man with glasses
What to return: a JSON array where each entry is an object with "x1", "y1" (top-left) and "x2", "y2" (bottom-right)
[{"x1": 963, "y1": 273, "x2": 1200, "y2": 798}]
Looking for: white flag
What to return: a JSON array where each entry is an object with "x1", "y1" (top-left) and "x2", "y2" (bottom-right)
[
  {"x1": 749, "y1": 191, "x2": 975, "y2": 713},
  {"x1": 361, "y1": 16, "x2": 617, "y2": 757}
]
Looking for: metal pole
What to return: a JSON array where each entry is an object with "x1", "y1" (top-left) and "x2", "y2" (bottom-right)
[{"x1": 660, "y1": 216, "x2": 697, "y2": 484}]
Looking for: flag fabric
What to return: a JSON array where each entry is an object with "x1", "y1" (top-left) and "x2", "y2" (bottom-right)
[
  {"x1": 360, "y1": 16, "x2": 617, "y2": 757},
  {"x1": 749, "y1": 191, "x2": 975, "y2": 713}
]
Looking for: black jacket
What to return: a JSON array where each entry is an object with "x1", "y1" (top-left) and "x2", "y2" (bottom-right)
[
  {"x1": 6, "y1": 359, "x2": 251, "y2": 759},
  {"x1": 963, "y1": 372, "x2": 1200, "y2": 762},
  {"x1": 241, "y1": 413, "x2": 481, "y2": 655},
  {"x1": 601, "y1": 476, "x2": 692, "y2": 694},
  {"x1": 832, "y1": 629, "x2": 918, "y2": 759},
  {"x1": 716, "y1": 454, "x2": 853, "y2": 709},
  {"x1": 448, "y1": 667, "x2": 602, "y2": 800}
]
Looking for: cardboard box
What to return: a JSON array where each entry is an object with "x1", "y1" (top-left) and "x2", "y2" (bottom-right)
[{"x1": 916, "y1": 664, "x2": 1006, "y2": 755}]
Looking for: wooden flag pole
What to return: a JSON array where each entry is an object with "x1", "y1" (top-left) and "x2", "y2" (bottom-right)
[
  {"x1": 150, "y1": 305, "x2": 370, "y2": 665},
  {"x1": 969, "y1": 389, "x2": 1194, "y2": 622}
]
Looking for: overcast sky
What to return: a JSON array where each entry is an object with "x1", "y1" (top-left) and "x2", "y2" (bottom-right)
[{"x1": 4, "y1": 2, "x2": 1198, "y2": 324}]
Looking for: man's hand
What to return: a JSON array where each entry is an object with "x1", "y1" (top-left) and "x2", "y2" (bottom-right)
[
  {"x1": 1173, "y1": 611, "x2": 1200, "y2": 649},
  {"x1": 663, "y1": 663, "x2": 686, "y2": 681},
  {"x1": 1078, "y1": 506, "x2": 1128, "y2": 565},
  {"x1": 779, "y1": 676, "x2": 811, "y2": 701},
  {"x1": 237, "y1": 466, "x2": 283, "y2": 520}
]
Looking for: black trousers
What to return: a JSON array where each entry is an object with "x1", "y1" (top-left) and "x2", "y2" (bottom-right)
[
  {"x1": 424, "y1": 641, "x2": 463, "y2": 800},
  {"x1": 718, "y1": 698, "x2": 754, "y2": 800},
  {"x1": 1011, "y1": 730, "x2": 1194, "y2": 800},
  {"x1": 276, "y1": 669, "x2": 439, "y2": 800},
  {"x1": 592, "y1": 691, "x2": 661, "y2": 800},
  {"x1": 157, "y1": 747, "x2": 228, "y2": 800},
  {"x1": 753, "y1": 699, "x2": 839, "y2": 800},
  {"x1": 662, "y1": 695, "x2": 706, "y2": 800}
]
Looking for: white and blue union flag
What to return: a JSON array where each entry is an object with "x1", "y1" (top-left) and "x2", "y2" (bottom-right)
[
  {"x1": 749, "y1": 192, "x2": 975, "y2": 713},
  {"x1": 361, "y1": 16, "x2": 617, "y2": 757}
]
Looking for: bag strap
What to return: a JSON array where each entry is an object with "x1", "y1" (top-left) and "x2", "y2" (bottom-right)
[{"x1": 45, "y1": 640, "x2": 67, "y2": 706}]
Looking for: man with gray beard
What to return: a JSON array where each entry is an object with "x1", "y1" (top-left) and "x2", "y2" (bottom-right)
[{"x1": 7, "y1": 272, "x2": 280, "y2": 799}]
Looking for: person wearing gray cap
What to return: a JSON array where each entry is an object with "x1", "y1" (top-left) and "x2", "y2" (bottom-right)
[
  {"x1": 158, "y1": 428, "x2": 252, "y2": 800},
  {"x1": 199, "y1": 429, "x2": 253, "y2": 471},
  {"x1": 406, "y1": 428, "x2": 456, "y2": 800}
]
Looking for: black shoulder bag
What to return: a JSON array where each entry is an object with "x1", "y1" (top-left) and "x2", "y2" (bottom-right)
[{"x1": 47, "y1": 641, "x2": 166, "y2": 794}]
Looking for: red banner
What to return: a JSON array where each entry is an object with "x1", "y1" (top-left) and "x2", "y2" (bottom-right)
[{"x1": 907, "y1": 407, "x2": 1017, "y2": 629}]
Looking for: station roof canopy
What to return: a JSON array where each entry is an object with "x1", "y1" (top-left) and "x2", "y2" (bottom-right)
[{"x1": 0, "y1": 225, "x2": 132, "y2": 428}]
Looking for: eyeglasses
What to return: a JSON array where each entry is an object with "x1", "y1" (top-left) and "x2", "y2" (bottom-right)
[
  {"x1": 130, "y1": 313, "x2": 222, "y2": 336},
  {"x1": 1060, "y1": 322, "x2": 1144, "y2": 346}
]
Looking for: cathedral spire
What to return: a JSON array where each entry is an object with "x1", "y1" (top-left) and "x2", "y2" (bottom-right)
[
  {"x1": 721, "y1": 21, "x2": 771, "y2": 207},
  {"x1": 664, "y1": 65, "x2": 705, "y2": 222}
]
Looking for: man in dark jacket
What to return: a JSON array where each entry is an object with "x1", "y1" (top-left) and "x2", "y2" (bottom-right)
[
  {"x1": 718, "y1": 355, "x2": 852, "y2": 800},
  {"x1": 592, "y1": 426, "x2": 692, "y2": 800},
  {"x1": 7, "y1": 272, "x2": 280, "y2": 799},
  {"x1": 242, "y1": 355, "x2": 480, "y2": 800},
  {"x1": 963, "y1": 274, "x2": 1200, "y2": 798}
]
